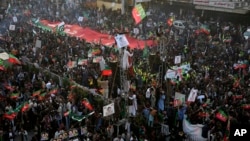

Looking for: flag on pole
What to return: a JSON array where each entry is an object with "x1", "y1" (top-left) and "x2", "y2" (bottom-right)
[
  {"x1": 71, "y1": 114, "x2": 85, "y2": 122},
  {"x1": 216, "y1": 110, "x2": 228, "y2": 122},
  {"x1": 132, "y1": 4, "x2": 146, "y2": 25}
]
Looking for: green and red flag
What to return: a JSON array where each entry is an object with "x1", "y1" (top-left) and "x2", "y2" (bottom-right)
[
  {"x1": 242, "y1": 104, "x2": 250, "y2": 109},
  {"x1": 132, "y1": 4, "x2": 146, "y2": 25},
  {"x1": 216, "y1": 110, "x2": 228, "y2": 122},
  {"x1": 3, "y1": 111, "x2": 17, "y2": 120},
  {"x1": 64, "y1": 110, "x2": 71, "y2": 117},
  {"x1": 102, "y1": 66, "x2": 112, "y2": 76},
  {"x1": 49, "y1": 88, "x2": 58, "y2": 95},
  {"x1": 71, "y1": 114, "x2": 85, "y2": 122},
  {"x1": 38, "y1": 92, "x2": 46, "y2": 101},
  {"x1": 10, "y1": 92, "x2": 19, "y2": 99},
  {"x1": 8, "y1": 54, "x2": 21, "y2": 65},
  {"x1": 32, "y1": 90, "x2": 41, "y2": 97},
  {"x1": 82, "y1": 98, "x2": 93, "y2": 111},
  {"x1": 67, "y1": 60, "x2": 77, "y2": 69},
  {"x1": 78, "y1": 58, "x2": 88, "y2": 65},
  {"x1": 21, "y1": 102, "x2": 30, "y2": 112}
]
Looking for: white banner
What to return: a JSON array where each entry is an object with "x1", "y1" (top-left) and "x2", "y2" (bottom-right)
[
  {"x1": 115, "y1": 34, "x2": 129, "y2": 48},
  {"x1": 103, "y1": 103, "x2": 115, "y2": 117},
  {"x1": 187, "y1": 88, "x2": 198, "y2": 102},
  {"x1": 193, "y1": 0, "x2": 236, "y2": 9}
]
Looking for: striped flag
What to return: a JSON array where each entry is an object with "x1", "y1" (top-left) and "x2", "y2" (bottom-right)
[
  {"x1": 132, "y1": 4, "x2": 146, "y2": 24},
  {"x1": 10, "y1": 93, "x2": 19, "y2": 99},
  {"x1": 21, "y1": 102, "x2": 30, "y2": 112},
  {"x1": 78, "y1": 58, "x2": 88, "y2": 65},
  {"x1": 216, "y1": 110, "x2": 228, "y2": 122},
  {"x1": 242, "y1": 104, "x2": 250, "y2": 109},
  {"x1": 32, "y1": 90, "x2": 41, "y2": 97},
  {"x1": 49, "y1": 88, "x2": 58, "y2": 95},
  {"x1": 8, "y1": 54, "x2": 21, "y2": 65}
]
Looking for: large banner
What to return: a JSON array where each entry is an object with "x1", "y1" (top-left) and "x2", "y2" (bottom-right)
[
  {"x1": 193, "y1": 0, "x2": 236, "y2": 9},
  {"x1": 32, "y1": 19, "x2": 155, "y2": 49}
]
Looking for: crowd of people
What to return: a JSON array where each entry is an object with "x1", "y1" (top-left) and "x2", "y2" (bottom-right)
[{"x1": 0, "y1": 0, "x2": 250, "y2": 141}]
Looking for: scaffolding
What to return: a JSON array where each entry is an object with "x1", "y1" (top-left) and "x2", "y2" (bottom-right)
[
  {"x1": 157, "y1": 37, "x2": 168, "y2": 86},
  {"x1": 119, "y1": 48, "x2": 128, "y2": 95}
]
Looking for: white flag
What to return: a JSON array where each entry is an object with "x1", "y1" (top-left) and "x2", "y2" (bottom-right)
[{"x1": 115, "y1": 34, "x2": 129, "y2": 48}]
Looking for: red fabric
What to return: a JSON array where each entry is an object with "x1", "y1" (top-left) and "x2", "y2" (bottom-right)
[{"x1": 40, "y1": 20, "x2": 155, "y2": 49}]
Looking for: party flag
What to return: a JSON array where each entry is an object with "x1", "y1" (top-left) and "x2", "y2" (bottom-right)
[
  {"x1": 242, "y1": 104, "x2": 250, "y2": 109},
  {"x1": 49, "y1": 88, "x2": 58, "y2": 95},
  {"x1": 102, "y1": 66, "x2": 112, "y2": 76},
  {"x1": 3, "y1": 111, "x2": 16, "y2": 120},
  {"x1": 32, "y1": 90, "x2": 41, "y2": 97},
  {"x1": 38, "y1": 92, "x2": 46, "y2": 101},
  {"x1": 64, "y1": 110, "x2": 71, "y2": 117},
  {"x1": 78, "y1": 58, "x2": 88, "y2": 65},
  {"x1": 82, "y1": 98, "x2": 93, "y2": 111},
  {"x1": 216, "y1": 110, "x2": 228, "y2": 122},
  {"x1": 21, "y1": 102, "x2": 30, "y2": 112},
  {"x1": 71, "y1": 114, "x2": 85, "y2": 122},
  {"x1": 132, "y1": 4, "x2": 146, "y2": 24},
  {"x1": 67, "y1": 60, "x2": 77, "y2": 69},
  {"x1": 10, "y1": 92, "x2": 19, "y2": 99},
  {"x1": 8, "y1": 54, "x2": 21, "y2": 65}
]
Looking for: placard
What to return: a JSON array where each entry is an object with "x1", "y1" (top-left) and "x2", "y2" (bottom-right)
[
  {"x1": 114, "y1": 34, "x2": 129, "y2": 48},
  {"x1": 187, "y1": 88, "x2": 198, "y2": 102},
  {"x1": 174, "y1": 92, "x2": 186, "y2": 107},
  {"x1": 9, "y1": 25, "x2": 15, "y2": 31},
  {"x1": 174, "y1": 55, "x2": 181, "y2": 64},
  {"x1": 78, "y1": 16, "x2": 83, "y2": 22},
  {"x1": 35, "y1": 40, "x2": 42, "y2": 48},
  {"x1": 13, "y1": 16, "x2": 17, "y2": 22},
  {"x1": 133, "y1": 28, "x2": 139, "y2": 35},
  {"x1": 103, "y1": 103, "x2": 115, "y2": 117}
]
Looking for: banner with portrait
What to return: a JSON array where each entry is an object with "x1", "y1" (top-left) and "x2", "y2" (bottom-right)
[{"x1": 103, "y1": 103, "x2": 115, "y2": 117}]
